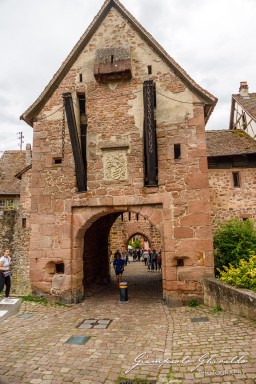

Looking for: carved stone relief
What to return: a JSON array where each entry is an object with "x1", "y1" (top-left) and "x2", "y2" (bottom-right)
[{"x1": 103, "y1": 151, "x2": 127, "y2": 180}]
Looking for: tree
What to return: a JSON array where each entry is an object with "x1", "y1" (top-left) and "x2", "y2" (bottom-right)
[{"x1": 213, "y1": 218, "x2": 256, "y2": 275}]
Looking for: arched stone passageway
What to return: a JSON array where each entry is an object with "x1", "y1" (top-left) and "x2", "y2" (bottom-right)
[
  {"x1": 110, "y1": 212, "x2": 162, "y2": 252},
  {"x1": 72, "y1": 205, "x2": 164, "y2": 301}
]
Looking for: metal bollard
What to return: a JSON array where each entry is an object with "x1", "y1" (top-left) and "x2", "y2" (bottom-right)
[{"x1": 119, "y1": 282, "x2": 128, "y2": 302}]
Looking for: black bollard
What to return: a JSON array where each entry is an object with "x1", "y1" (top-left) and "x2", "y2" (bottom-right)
[{"x1": 119, "y1": 282, "x2": 128, "y2": 302}]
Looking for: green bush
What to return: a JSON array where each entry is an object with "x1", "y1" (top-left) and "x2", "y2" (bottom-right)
[
  {"x1": 214, "y1": 218, "x2": 256, "y2": 274},
  {"x1": 188, "y1": 299, "x2": 199, "y2": 307},
  {"x1": 218, "y1": 255, "x2": 256, "y2": 291}
]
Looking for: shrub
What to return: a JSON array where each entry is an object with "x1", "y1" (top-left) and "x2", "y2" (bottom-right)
[
  {"x1": 188, "y1": 299, "x2": 199, "y2": 307},
  {"x1": 218, "y1": 255, "x2": 256, "y2": 292},
  {"x1": 214, "y1": 218, "x2": 256, "y2": 274}
]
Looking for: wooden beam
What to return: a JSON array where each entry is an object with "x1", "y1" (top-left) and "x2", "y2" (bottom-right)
[
  {"x1": 63, "y1": 92, "x2": 87, "y2": 192},
  {"x1": 143, "y1": 80, "x2": 158, "y2": 186}
]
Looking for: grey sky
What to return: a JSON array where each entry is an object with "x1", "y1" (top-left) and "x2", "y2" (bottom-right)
[{"x1": 0, "y1": 0, "x2": 255, "y2": 153}]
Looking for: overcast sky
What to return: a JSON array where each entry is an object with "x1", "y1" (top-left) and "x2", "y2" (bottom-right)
[{"x1": 0, "y1": 0, "x2": 255, "y2": 154}]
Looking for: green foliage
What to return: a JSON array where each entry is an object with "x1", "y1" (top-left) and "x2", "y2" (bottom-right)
[
  {"x1": 218, "y1": 255, "x2": 256, "y2": 292},
  {"x1": 129, "y1": 239, "x2": 141, "y2": 249},
  {"x1": 19, "y1": 295, "x2": 48, "y2": 304},
  {"x1": 188, "y1": 299, "x2": 199, "y2": 307},
  {"x1": 19, "y1": 295, "x2": 69, "y2": 307},
  {"x1": 213, "y1": 218, "x2": 256, "y2": 274},
  {"x1": 208, "y1": 305, "x2": 222, "y2": 313}
]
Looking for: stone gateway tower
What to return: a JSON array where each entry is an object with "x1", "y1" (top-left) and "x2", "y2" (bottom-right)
[{"x1": 21, "y1": 0, "x2": 217, "y2": 304}]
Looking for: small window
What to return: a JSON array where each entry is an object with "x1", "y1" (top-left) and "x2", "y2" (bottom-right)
[
  {"x1": 79, "y1": 73, "x2": 83, "y2": 82},
  {"x1": 53, "y1": 158, "x2": 62, "y2": 164},
  {"x1": 0, "y1": 200, "x2": 5, "y2": 208},
  {"x1": 177, "y1": 258, "x2": 184, "y2": 266},
  {"x1": 174, "y1": 144, "x2": 181, "y2": 159},
  {"x1": 147, "y1": 65, "x2": 152, "y2": 75},
  {"x1": 6, "y1": 200, "x2": 14, "y2": 208},
  {"x1": 22, "y1": 218, "x2": 27, "y2": 228},
  {"x1": 56, "y1": 263, "x2": 65, "y2": 274},
  {"x1": 232, "y1": 172, "x2": 240, "y2": 187}
]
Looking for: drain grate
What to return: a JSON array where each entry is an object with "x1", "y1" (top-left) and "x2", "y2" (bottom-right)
[
  {"x1": 77, "y1": 319, "x2": 112, "y2": 329},
  {"x1": 191, "y1": 317, "x2": 209, "y2": 323},
  {"x1": 65, "y1": 336, "x2": 90, "y2": 345},
  {"x1": 17, "y1": 313, "x2": 33, "y2": 319}
]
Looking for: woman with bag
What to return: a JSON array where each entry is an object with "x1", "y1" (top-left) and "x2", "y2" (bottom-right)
[{"x1": 0, "y1": 249, "x2": 12, "y2": 299}]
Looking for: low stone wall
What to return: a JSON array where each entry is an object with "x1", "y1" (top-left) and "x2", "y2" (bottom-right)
[{"x1": 204, "y1": 277, "x2": 256, "y2": 321}]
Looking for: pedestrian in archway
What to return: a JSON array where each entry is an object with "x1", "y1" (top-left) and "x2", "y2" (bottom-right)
[
  {"x1": 151, "y1": 249, "x2": 158, "y2": 271},
  {"x1": 114, "y1": 249, "x2": 121, "y2": 260},
  {"x1": 113, "y1": 253, "x2": 125, "y2": 286},
  {"x1": 142, "y1": 249, "x2": 149, "y2": 266},
  {"x1": 0, "y1": 249, "x2": 12, "y2": 299}
]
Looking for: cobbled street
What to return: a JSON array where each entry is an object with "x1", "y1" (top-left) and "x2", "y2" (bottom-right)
[{"x1": 0, "y1": 261, "x2": 255, "y2": 384}]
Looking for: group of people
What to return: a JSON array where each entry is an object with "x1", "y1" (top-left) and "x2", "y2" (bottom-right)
[
  {"x1": 142, "y1": 248, "x2": 162, "y2": 271},
  {"x1": 112, "y1": 247, "x2": 162, "y2": 285},
  {"x1": 0, "y1": 248, "x2": 12, "y2": 299}
]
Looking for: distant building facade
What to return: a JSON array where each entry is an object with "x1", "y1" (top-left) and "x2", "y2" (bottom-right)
[{"x1": 229, "y1": 81, "x2": 256, "y2": 139}]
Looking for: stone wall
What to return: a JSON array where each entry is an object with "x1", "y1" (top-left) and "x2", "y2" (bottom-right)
[
  {"x1": 11, "y1": 168, "x2": 32, "y2": 295},
  {"x1": 0, "y1": 210, "x2": 17, "y2": 254},
  {"x1": 209, "y1": 167, "x2": 256, "y2": 228},
  {"x1": 204, "y1": 277, "x2": 256, "y2": 321}
]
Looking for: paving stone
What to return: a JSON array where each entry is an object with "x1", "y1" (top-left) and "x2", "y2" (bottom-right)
[
  {"x1": 97, "y1": 319, "x2": 111, "y2": 324},
  {"x1": 78, "y1": 324, "x2": 93, "y2": 329}
]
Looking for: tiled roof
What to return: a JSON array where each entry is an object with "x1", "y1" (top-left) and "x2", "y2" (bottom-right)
[
  {"x1": 20, "y1": 0, "x2": 217, "y2": 126},
  {"x1": 233, "y1": 93, "x2": 256, "y2": 120},
  {"x1": 206, "y1": 130, "x2": 256, "y2": 157},
  {"x1": 0, "y1": 151, "x2": 26, "y2": 194}
]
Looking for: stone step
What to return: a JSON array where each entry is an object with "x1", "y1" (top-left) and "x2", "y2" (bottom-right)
[{"x1": 0, "y1": 298, "x2": 22, "y2": 323}]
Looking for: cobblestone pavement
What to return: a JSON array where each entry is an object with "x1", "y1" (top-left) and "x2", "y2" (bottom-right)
[{"x1": 0, "y1": 261, "x2": 255, "y2": 384}]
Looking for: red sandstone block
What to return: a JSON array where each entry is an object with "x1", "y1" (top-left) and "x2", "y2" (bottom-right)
[
  {"x1": 188, "y1": 201, "x2": 210, "y2": 213},
  {"x1": 31, "y1": 281, "x2": 51, "y2": 293},
  {"x1": 174, "y1": 227, "x2": 194, "y2": 238},
  {"x1": 194, "y1": 226, "x2": 213, "y2": 240},
  {"x1": 181, "y1": 212, "x2": 211, "y2": 226},
  {"x1": 30, "y1": 235, "x2": 53, "y2": 249},
  {"x1": 165, "y1": 280, "x2": 179, "y2": 290},
  {"x1": 177, "y1": 266, "x2": 206, "y2": 282},
  {"x1": 31, "y1": 214, "x2": 56, "y2": 225},
  {"x1": 185, "y1": 174, "x2": 209, "y2": 189},
  {"x1": 177, "y1": 280, "x2": 202, "y2": 292},
  {"x1": 39, "y1": 224, "x2": 62, "y2": 236},
  {"x1": 52, "y1": 200, "x2": 64, "y2": 213},
  {"x1": 148, "y1": 209, "x2": 163, "y2": 226},
  {"x1": 38, "y1": 195, "x2": 52, "y2": 212},
  {"x1": 199, "y1": 157, "x2": 208, "y2": 173}
]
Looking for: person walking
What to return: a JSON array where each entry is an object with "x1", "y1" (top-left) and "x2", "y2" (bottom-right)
[
  {"x1": 157, "y1": 250, "x2": 162, "y2": 271},
  {"x1": 151, "y1": 249, "x2": 158, "y2": 271},
  {"x1": 113, "y1": 253, "x2": 125, "y2": 286},
  {"x1": 0, "y1": 249, "x2": 12, "y2": 299},
  {"x1": 142, "y1": 249, "x2": 149, "y2": 266}
]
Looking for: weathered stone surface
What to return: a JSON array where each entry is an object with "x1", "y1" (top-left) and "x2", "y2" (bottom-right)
[{"x1": 204, "y1": 277, "x2": 256, "y2": 321}]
